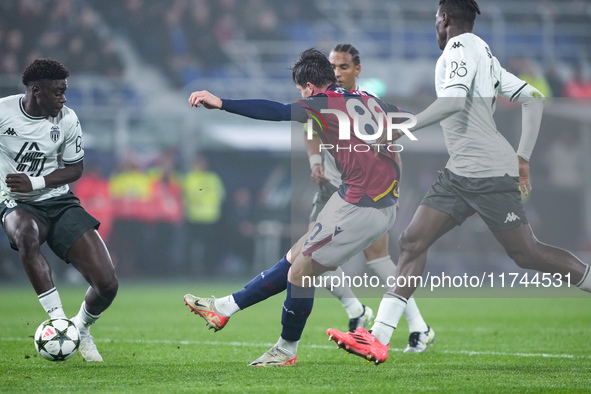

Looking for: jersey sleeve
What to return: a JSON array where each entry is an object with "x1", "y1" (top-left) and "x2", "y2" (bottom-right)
[
  {"x1": 220, "y1": 98, "x2": 312, "y2": 123},
  {"x1": 497, "y1": 62, "x2": 530, "y2": 102},
  {"x1": 61, "y1": 113, "x2": 84, "y2": 164},
  {"x1": 441, "y1": 40, "x2": 477, "y2": 97}
]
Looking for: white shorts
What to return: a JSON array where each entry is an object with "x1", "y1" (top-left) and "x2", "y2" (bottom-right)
[{"x1": 302, "y1": 193, "x2": 396, "y2": 270}]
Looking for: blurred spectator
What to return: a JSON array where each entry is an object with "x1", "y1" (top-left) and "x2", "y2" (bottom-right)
[
  {"x1": 564, "y1": 64, "x2": 591, "y2": 98},
  {"x1": 540, "y1": 130, "x2": 583, "y2": 249},
  {"x1": 544, "y1": 64, "x2": 565, "y2": 98},
  {"x1": 0, "y1": 1, "x2": 124, "y2": 82},
  {"x1": 182, "y1": 0, "x2": 231, "y2": 79},
  {"x1": 510, "y1": 57, "x2": 552, "y2": 98},
  {"x1": 222, "y1": 187, "x2": 257, "y2": 273},
  {"x1": 109, "y1": 158, "x2": 154, "y2": 275},
  {"x1": 145, "y1": 155, "x2": 185, "y2": 276},
  {"x1": 73, "y1": 164, "x2": 115, "y2": 244},
  {"x1": 182, "y1": 155, "x2": 226, "y2": 276},
  {"x1": 96, "y1": 39, "x2": 125, "y2": 78}
]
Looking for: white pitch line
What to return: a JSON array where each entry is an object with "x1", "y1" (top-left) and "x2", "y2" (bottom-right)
[{"x1": 2, "y1": 337, "x2": 585, "y2": 359}]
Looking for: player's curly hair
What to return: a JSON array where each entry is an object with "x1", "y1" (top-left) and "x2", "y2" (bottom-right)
[
  {"x1": 439, "y1": 0, "x2": 481, "y2": 26},
  {"x1": 291, "y1": 48, "x2": 337, "y2": 88},
  {"x1": 22, "y1": 58, "x2": 70, "y2": 86},
  {"x1": 332, "y1": 43, "x2": 361, "y2": 66}
]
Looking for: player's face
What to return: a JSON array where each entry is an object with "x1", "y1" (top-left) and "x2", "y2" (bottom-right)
[
  {"x1": 435, "y1": 9, "x2": 447, "y2": 50},
  {"x1": 35, "y1": 80, "x2": 67, "y2": 118},
  {"x1": 329, "y1": 51, "x2": 360, "y2": 91}
]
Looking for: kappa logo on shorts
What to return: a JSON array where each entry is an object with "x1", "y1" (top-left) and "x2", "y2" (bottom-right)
[
  {"x1": 334, "y1": 226, "x2": 344, "y2": 236},
  {"x1": 504, "y1": 212, "x2": 520, "y2": 223}
]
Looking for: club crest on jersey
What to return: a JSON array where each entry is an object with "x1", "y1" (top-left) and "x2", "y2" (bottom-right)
[
  {"x1": 50, "y1": 126, "x2": 60, "y2": 143},
  {"x1": 4, "y1": 200, "x2": 17, "y2": 209}
]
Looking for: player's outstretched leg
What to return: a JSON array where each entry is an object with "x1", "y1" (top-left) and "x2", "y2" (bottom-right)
[
  {"x1": 184, "y1": 294, "x2": 230, "y2": 332},
  {"x1": 184, "y1": 254, "x2": 291, "y2": 331},
  {"x1": 402, "y1": 297, "x2": 435, "y2": 353},
  {"x1": 249, "y1": 340, "x2": 298, "y2": 367},
  {"x1": 404, "y1": 324, "x2": 435, "y2": 353},
  {"x1": 327, "y1": 327, "x2": 389, "y2": 365},
  {"x1": 349, "y1": 305, "x2": 374, "y2": 332},
  {"x1": 249, "y1": 281, "x2": 314, "y2": 367},
  {"x1": 72, "y1": 301, "x2": 103, "y2": 362},
  {"x1": 366, "y1": 255, "x2": 434, "y2": 353},
  {"x1": 322, "y1": 268, "x2": 374, "y2": 331},
  {"x1": 493, "y1": 223, "x2": 591, "y2": 292},
  {"x1": 68, "y1": 229, "x2": 118, "y2": 362}
]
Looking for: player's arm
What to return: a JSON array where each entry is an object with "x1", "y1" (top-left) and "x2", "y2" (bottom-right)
[
  {"x1": 410, "y1": 90, "x2": 466, "y2": 132},
  {"x1": 305, "y1": 134, "x2": 329, "y2": 185},
  {"x1": 188, "y1": 90, "x2": 308, "y2": 122},
  {"x1": 6, "y1": 113, "x2": 85, "y2": 193},
  {"x1": 391, "y1": 43, "x2": 476, "y2": 141},
  {"x1": 499, "y1": 66, "x2": 545, "y2": 195},
  {"x1": 5, "y1": 162, "x2": 83, "y2": 193}
]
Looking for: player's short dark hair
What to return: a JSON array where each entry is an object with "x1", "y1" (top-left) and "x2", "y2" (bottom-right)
[
  {"x1": 332, "y1": 43, "x2": 361, "y2": 66},
  {"x1": 291, "y1": 48, "x2": 337, "y2": 88},
  {"x1": 22, "y1": 58, "x2": 70, "y2": 86},
  {"x1": 439, "y1": 0, "x2": 481, "y2": 26}
]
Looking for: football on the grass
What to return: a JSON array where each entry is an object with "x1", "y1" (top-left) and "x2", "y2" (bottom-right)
[{"x1": 34, "y1": 318, "x2": 80, "y2": 361}]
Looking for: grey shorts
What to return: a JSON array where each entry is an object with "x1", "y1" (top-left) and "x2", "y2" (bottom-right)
[
  {"x1": 309, "y1": 183, "x2": 339, "y2": 222},
  {"x1": 421, "y1": 168, "x2": 528, "y2": 232},
  {"x1": 303, "y1": 193, "x2": 397, "y2": 270},
  {"x1": 0, "y1": 192, "x2": 100, "y2": 261}
]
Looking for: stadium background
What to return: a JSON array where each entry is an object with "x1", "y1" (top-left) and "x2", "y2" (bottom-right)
[{"x1": 0, "y1": 0, "x2": 590, "y2": 285}]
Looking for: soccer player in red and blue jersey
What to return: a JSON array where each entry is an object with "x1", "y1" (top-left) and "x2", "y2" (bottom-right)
[{"x1": 184, "y1": 49, "x2": 405, "y2": 366}]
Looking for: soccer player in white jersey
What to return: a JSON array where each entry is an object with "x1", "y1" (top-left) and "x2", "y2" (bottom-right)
[
  {"x1": 305, "y1": 43, "x2": 434, "y2": 352},
  {"x1": 0, "y1": 59, "x2": 118, "y2": 362},
  {"x1": 328, "y1": 0, "x2": 591, "y2": 365}
]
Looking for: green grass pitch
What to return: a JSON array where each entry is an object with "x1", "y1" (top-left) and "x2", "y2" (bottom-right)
[{"x1": 1, "y1": 281, "x2": 590, "y2": 393}]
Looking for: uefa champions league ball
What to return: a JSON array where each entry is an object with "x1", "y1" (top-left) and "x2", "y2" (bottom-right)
[{"x1": 34, "y1": 318, "x2": 80, "y2": 361}]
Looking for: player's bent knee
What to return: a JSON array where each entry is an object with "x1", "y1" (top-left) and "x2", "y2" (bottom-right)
[
  {"x1": 506, "y1": 247, "x2": 538, "y2": 270},
  {"x1": 399, "y1": 230, "x2": 428, "y2": 257},
  {"x1": 14, "y1": 232, "x2": 42, "y2": 256}
]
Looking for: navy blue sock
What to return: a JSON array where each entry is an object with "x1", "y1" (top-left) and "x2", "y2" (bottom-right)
[
  {"x1": 281, "y1": 282, "x2": 315, "y2": 342},
  {"x1": 232, "y1": 254, "x2": 290, "y2": 310}
]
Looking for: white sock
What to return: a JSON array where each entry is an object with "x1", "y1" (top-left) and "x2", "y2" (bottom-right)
[
  {"x1": 366, "y1": 256, "x2": 396, "y2": 279},
  {"x1": 404, "y1": 297, "x2": 429, "y2": 333},
  {"x1": 214, "y1": 295, "x2": 240, "y2": 317},
  {"x1": 371, "y1": 294, "x2": 407, "y2": 345},
  {"x1": 576, "y1": 264, "x2": 591, "y2": 292},
  {"x1": 323, "y1": 269, "x2": 364, "y2": 319},
  {"x1": 276, "y1": 336, "x2": 298, "y2": 357},
  {"x1": 367, "y1": 256, "x2": 429, "y2": 333},
  {"x1": 38, "y1": 287, "x2": 66, "y2": 318},
  {"x1": 73, "y1": 302, "x2": 101, "y2": 332}
]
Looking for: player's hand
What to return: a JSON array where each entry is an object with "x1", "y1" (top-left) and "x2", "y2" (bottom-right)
[
  {"x1": 311, "y1": 164, "x2": 329, "y2": 185},
  {"x1": 518, "y1": 156, "x2": 532, "y2": 196},
  {"x1": 5, "y1": 173, "x2": 33, "y2": 193},
  {"x1": 188, "y1": 90, "x2": 223, "y2": 109}
]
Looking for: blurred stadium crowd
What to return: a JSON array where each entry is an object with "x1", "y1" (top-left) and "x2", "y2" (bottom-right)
[{"x1": 1, "y1": 0, "x2": 590, "y2": 281}]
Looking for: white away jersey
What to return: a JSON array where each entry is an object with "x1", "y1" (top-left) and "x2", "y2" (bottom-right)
[
  {"x1": 435, "y1": 33, "x2": 529, "y2": 177},
  {"x1": 0, "y1": 94, "x2": 84, "y2": 201}
]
